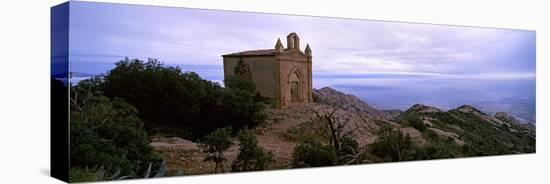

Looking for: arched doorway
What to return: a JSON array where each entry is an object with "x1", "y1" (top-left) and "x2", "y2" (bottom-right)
[
  {"x1": 290, "y1": 81, "x2": 300, "y2": 102},
  {"x1": 288, "y1": 68, "x2": 303, "y2": 103}
]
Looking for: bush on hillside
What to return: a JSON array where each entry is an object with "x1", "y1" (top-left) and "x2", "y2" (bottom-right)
[
  {"x1": 292, "y1": 136, "x2": 337, "y2": 168},
  {"x1": 369, "y1": 126, "x2": 414, "y2": 162},
  {"x1": 198, "y1": 127, "x2": 234, "y2": 173},
  {"x1": 406, "y1": 115, "x2": 427, "y2": 132},
  {"x1": 231, "y1": 129, "x2": 274, "y2": 172},
  {"x1": 70, "y1": 79, "x2": 160, "y2": 181}
]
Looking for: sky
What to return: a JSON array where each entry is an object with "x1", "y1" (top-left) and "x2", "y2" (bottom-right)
[{"x1": 64, "y1": 1, "x2": 536, "y2": 123}]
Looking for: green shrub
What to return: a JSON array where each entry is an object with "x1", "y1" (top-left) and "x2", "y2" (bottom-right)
[
  {"x1": 422, "y1": 141, "x2": 461, "y2": 159},
  {"x1": 292, "y1": 136, "x2": 336, "y2": 168},
  {"x1": 422, "y1": 129, "x2": 440, "y2": 141},
  {"x1": 338, "y1": 136, "x2": 363, "y2": 164},
  {"x1": 198, "y1": 127, "x2": 234, "y2": 173},
  {"x1": 70, "y1": 81, "x2": 160, "y2": 180},
  {"x1": 406, "y1": 116, "x2": 426, "y2": 132},
  {"x1": 231, "y1": 129, "x2": 274, "y2": 172},
  {"x1": 417, "y1": 140, "x2": 462, "y2": 160},
  {"x1": 369, "y1": 126, "x2": 414, "y2": 162},
  {"x1": 220, "y1": 85, "x2": 267, "y2": 133}
]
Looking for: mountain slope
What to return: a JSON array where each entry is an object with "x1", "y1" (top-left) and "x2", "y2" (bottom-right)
[
  {"x1": 397, "y1": 104, "x2": 535, "y2": 155},
  {"x1": 313, "y1": 87, "x2": 387, "y2": 119}
]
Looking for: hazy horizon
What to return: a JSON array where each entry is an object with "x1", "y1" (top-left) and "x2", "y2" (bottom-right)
[{"x1": 61, "y1": 1, "x2": 536, "y2": 123}]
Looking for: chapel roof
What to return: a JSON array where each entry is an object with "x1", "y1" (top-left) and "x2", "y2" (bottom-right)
[{"x1": 222, "y1": 49, "x2": 277, "y2": 57}]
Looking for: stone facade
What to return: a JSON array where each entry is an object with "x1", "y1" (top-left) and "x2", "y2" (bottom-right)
[{"x1": 222, "y1": 32, "x2": 313, "y2": 108}]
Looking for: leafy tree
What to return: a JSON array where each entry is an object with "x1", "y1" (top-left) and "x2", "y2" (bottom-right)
[
  {"x1": 224, "y1": 75, "x2": 256, "y2": 94},
  {"x1": 198, "y1": 127, "x2": 234, "y2": 173},
  {"x1": 70, "y1": 79, "x2": 160, "y2": 180},
  {"x1": 292, "y1": 136, "x2": 337, "y2": 168},
  {"x1": 102, "y1": 58, "x2": 266, "y2": 138},
  {"x1": 224, "y1": 75, "x2": 268, "y2": 125},
  {"x1": 231, "y1": 129, "x2": 274, "y2": 172}
]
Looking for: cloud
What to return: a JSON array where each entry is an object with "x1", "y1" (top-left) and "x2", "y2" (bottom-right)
[{"x1": 68, "y1": 1, "x2": 535, "y2": 79}]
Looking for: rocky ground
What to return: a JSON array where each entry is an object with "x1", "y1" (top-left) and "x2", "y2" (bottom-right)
[{"x1": 150, "y1": 101, "x2": 391, "y2": 175}]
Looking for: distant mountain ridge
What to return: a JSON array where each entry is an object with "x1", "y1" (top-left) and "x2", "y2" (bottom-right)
[
  {"x1": 312, "y1": 87, "x2": 535, "y2": 155},
  {"x1": 313, "y1": 87, "x2": 534, "y2": 128}
]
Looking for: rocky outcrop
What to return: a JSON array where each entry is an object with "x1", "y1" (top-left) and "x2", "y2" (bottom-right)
[
  {"x1": 452, "y1": 105, "x2": 507, "y2": 126},
  {"x1": 382, "y1": 109, "x2": 403, "y2": 120},
  {"x1": 495, "y1": 112, "x2": 521, "y2": 125},
  {"x1": 407, "y1": 104, "x2": 443, "y2": 113},
  {"x1": 313, "y1": 87, "x2": 387, "y2": 119},
  {"x1": 455, "y1": 105, "x2": 481, "y2": 113},
  {"x1": 495, "y1": 112, "x2": 536, "y2": 133},
  {"x1": 395, "y1": 104, "x2": 442, "y2": 122}
]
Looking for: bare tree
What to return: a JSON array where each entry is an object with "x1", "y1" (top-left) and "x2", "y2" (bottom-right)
[{"x1": 312, "y1": 107, "x2": 366, "y2": 165}]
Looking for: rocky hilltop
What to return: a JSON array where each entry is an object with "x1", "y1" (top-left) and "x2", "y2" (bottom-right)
[
  {"x1": 313, "y1": 87, "x2": 387, "y2": 119},
  {"x1": 405, "y1": 104, "x2": 443, "y2": 113}
]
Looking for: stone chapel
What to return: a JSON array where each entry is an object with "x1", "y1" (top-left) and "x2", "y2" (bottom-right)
[{"x1": 222, "y1": 32, "x2": 313, "y2": 108}]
